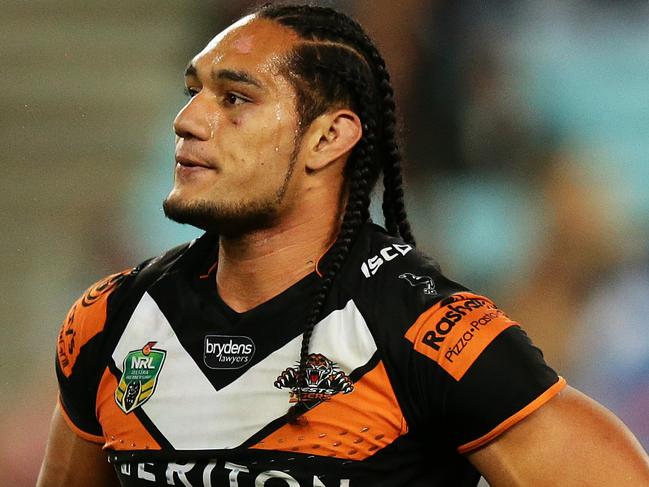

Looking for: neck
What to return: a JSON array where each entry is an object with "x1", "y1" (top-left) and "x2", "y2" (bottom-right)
[{"x1": 215, "y1": 206, "x2": 340, "y2": 313}]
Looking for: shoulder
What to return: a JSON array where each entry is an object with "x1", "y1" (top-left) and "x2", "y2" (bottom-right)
[
  {"x1": 342, "y1": 223, "x2": 469, "y2": 331},
  {"x1": 344, "y1": 224, "x2": 522, "y2": 376},
  {"x1": 56, "y1": 237, "x2": 210, "y2": 378}
]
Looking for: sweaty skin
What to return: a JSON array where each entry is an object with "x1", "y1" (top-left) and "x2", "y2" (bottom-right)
[
  {"x1": 166, "y1": 18, "x2": 362, "y2": 313},
  {"x1": 468, "y1": 387, "x2": 649, "y2": 486}
]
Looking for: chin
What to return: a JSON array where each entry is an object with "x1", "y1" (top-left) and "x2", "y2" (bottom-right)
[{"x1": 162, "y1": 194, "x2": 279, "y2": 237}]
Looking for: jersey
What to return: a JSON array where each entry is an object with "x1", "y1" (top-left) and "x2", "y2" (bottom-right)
[{"x1": 55, "y1": 223, "x2": 565, "y2": 486}]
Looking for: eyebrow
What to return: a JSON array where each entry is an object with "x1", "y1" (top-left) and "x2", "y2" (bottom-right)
[{"x1": 184, "y1": 63, "x2": 262, "y2": 89}]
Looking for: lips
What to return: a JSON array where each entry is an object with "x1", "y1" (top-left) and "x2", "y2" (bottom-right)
[
  {"x1": 173, "y1": 153, "x2": 216, "y2": 181},
  {"x1": 175, "y1": 154, "x2": 212, "y2": 169}
]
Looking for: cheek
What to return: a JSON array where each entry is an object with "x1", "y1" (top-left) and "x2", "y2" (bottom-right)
[
  {"x1": 217, "y1": 104, "x2": 298, "y2": 177},
  {"x1": 241, "y1": 108, "x2": 296, "y2": 152},
  {"x1": 205, "y1": 112, "x2": 227, "y2": 139},
  {"x1": 268, "y1": 104, "x2": 298, "y2": 149},
  {"x1": 223, "y1": 110, "x2": 253, "y2": 130}
]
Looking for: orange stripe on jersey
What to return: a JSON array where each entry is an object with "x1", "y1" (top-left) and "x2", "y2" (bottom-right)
[
  {"x1": 405, "y1": 292, "x2": 517, "y2": 381},
  {"x1": 96, "y1": 367, "x2": 161, "y2": 451},
  {"x1": 252, "y1": 361, "x2": 407, "y2": 460},
  {"x1": 57, "y1": 269, "x2": 132, "y2": 378},
  {"x1": 457, "y1": 377, "x2": 567, "y2": 454},
  {"x1": 58, "y1": 395, "x2": 105, "y2": 444}
]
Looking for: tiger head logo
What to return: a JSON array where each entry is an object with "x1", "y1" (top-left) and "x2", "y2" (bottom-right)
[
  {"x1": 274, "y1": 353, "x2": 353, "y2": 404},
  {"x1": 304, "y1": 353, "x2": 333, "y2": 386}
]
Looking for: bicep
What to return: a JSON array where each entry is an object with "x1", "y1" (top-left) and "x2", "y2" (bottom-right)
[
  {"x1": 467, "y1": 386, "x2": 649, "y2": 487},
  {"x1": 37, "y1": 403, "x2": 120, "y2": 487}
]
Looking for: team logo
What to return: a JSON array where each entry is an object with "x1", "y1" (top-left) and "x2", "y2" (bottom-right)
[
  {"x1": 360, "y1": 243, "x2": 413, "y2": 278},
  {"x1": 204, "y1": 335, "x2": 255, "y2": 369},
  {"x1": 274, "y1": 353, "x2": 353, "y2": 404},
  {"x1": 115, "y1": 341, "x2": 166, "y2": 414},
  {"x1": 399, "y1": 273, "x2": 437, "y2": 295}
]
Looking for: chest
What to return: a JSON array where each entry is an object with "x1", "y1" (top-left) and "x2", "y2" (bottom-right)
[{"x1": 95, "y1": 292, "x2": 405, "y2": 459}]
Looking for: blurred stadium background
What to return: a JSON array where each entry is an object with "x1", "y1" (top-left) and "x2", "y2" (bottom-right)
[{"x1": 1, "y1": 0, "x2": 647, "y2": 484}]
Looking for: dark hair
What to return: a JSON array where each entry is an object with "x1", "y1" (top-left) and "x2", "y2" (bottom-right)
[{"x1": 255, "y1": 3, "x2": 415, "y2": 418}]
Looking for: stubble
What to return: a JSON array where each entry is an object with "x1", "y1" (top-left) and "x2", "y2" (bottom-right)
[{"x1": 163, "y1": 147, "x2": 299, "y2": 237}]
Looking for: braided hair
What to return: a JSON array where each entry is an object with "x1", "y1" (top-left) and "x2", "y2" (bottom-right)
[{"x1": 255, "y1": 3, "x2": 415, "y2": 418}]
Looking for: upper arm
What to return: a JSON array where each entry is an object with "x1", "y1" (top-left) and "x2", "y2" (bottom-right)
[
  {"x1": 403, "y1": 292, "x2": 562, "y2": 450},
  {"x1": 42, "y1": 270, "x2": 135, "y2": 486},
  {"x1": 467, "y1": 386, "x2": 649, "y2": 486},
  {"x1": 56, "y1": 269, "x2": 134, "y2": 439},
  {"x1": 37, "y1": 403, "x2": 120, "y2": 487}
]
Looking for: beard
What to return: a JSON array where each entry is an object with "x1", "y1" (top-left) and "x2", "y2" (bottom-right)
[
  {"x1": 163, "y1": 195, "x2": 282, "y2": 237},
  {"x1": 163, "y1": 152, "x2": 298, "y2": 237}
]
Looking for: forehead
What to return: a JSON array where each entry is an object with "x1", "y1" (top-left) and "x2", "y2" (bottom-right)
[{"x1": 190, "y1": 16, "x2": 299, "y2": 79}]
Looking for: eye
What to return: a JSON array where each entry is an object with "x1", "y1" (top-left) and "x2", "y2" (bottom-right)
[
  {"x1": 224, "y1": 92, "x2": 248, "y2": 106},
  {"x1": 184, "y1": 86, "x2": 199, "y2": 98}
]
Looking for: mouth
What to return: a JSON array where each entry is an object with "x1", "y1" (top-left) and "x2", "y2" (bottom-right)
[
  {"x1": 173, "y1": 153, "x2": 217, "y2": 181},
  {"x1": 175, "y1": 154, "x2": 212, "y2": 169}
]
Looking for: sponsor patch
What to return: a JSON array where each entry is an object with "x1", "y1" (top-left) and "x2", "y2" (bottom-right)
[
  {"x1": 405, "y1": 293, "x2": 517, "y2": 381},
  {"x1": 274, "y1": 353, "x2": 353, "y2": 404},
  {"x1": 203, "y1": 335, "x2": 255, "y2": 369},
  {"x1": 361, "y1": 244, "x2": 413, "y2": 278},
  {"x1": 115, "y1": 341, "x2": 166, "y2": 414},
  {"x1": 399, "y1": 273, "x2": 437, "y2": 295},
  {"x1": 115, "y1": 459, "x2": 351, "y2": 485}
]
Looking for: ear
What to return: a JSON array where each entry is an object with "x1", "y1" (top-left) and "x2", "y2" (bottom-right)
[{"x1": 303, "y1": 109, "x2": 362, "y2": 171}]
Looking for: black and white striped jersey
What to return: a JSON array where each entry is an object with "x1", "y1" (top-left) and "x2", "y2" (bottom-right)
[{"x1": 56, "y1": 223, "x2": 564, "y2": 486}]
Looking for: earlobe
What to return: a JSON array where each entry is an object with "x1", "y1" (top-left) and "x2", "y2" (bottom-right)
[{"x1": 305, "y1": 110, "x2": 362, "y2": 171}]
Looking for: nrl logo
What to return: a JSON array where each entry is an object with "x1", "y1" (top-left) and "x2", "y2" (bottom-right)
[
  {"x1": 399, "y1": 273, "x2": 438, "y2": 295},
  {"x1": 274, "y1": 353, "x2": 353, "y2": 405},
  {"x1": 115, "y1": 341, "x2": 166, "y2": 414}
]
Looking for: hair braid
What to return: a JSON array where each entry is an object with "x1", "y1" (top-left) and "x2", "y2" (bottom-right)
[
  {"x1": 374, "y1": 66, "x2": 416, "y2": 245},
  {"x1": 311, "y1": 18, "x2": 415, "y2": 245},
  {"x1": 288, "y1": 57, "x2": 375, "y2": 419},
  {"x1": 256, "y1": 4, "x2": 415, "y2": 416},
  {"x1": 267, "y1": 9, "x2": 415, "y2": 244}
]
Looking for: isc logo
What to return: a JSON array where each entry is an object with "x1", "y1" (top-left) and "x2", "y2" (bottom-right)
[
  {"x1": 131, "y1": 356, "x2": 156, "y2": 369},
  {"x1": 360, "y1": 244, "x2": 413, "y2": 278}
]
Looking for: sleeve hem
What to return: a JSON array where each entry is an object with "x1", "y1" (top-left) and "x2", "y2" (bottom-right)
[
  {"x1": 457, "y1": 376, "x2": 567, "y2": 454},
  {"x1": 58, "y1": 395, "x2": 105, "y2": 445}
]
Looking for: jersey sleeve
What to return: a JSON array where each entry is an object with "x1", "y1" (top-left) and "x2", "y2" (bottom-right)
[
  {"x1": 55, "y1": 269, "x2": 133, "y2": 443},
  {"x1": 404, "y1": 292, "x2": 565, "y2": 453}
]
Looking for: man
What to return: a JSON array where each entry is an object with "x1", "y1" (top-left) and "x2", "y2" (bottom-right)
[{"x1": 37, "y1": 4, "x2": 648, "y2": 486}]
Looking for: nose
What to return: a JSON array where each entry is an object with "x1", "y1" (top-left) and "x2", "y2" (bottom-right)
[{"x1": 173, "y1": 96, "x2": 212, "y2": 141}]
